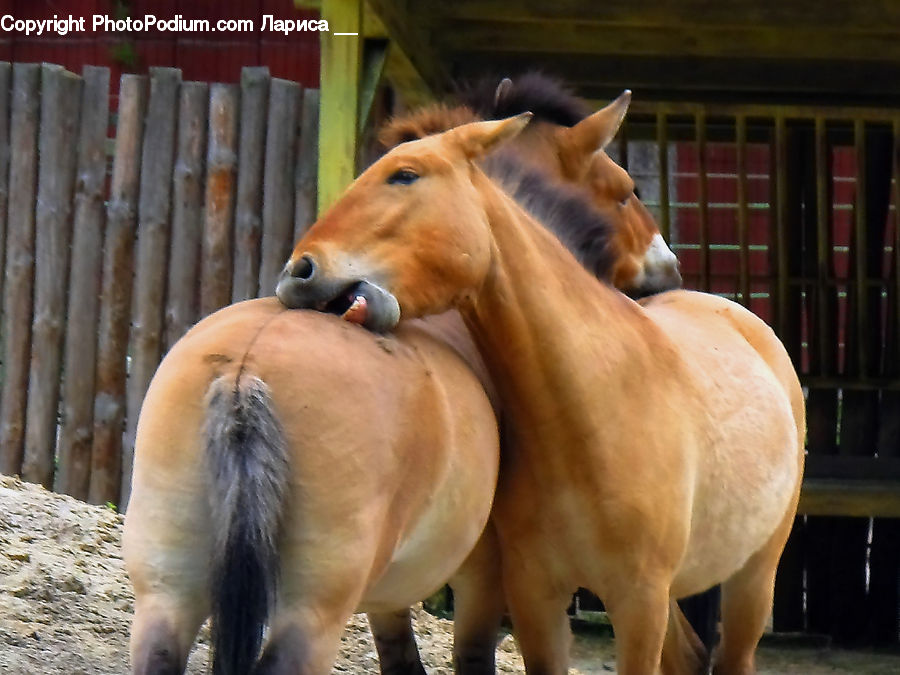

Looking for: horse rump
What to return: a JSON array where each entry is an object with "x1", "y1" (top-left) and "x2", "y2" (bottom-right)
[{"x1": 204, "y1": 374, "x2": 290, "y2": 675}]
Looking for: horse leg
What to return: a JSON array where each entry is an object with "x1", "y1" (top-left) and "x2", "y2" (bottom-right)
[
  {"x1": 368, "y1": 609, "x2": 426, "y2": 675},
  {"x1": 603, "y1": 578, "x2": 671, "y2": 675},
  {"x1": 130, "y1": 593, "x2": 208, "y2": 675},
  {"x1": 124, "y1": 479, "x2": 211, "y2": 674},
  {"x1": 450, "y1": 524, "x2": 506, "y2": 675},
  {"x1": 253, "y1": 608, "x2": 351, "y2": 674},
  {"x1": 661, "y1": 599, "x2": 710, "y2": 675},
  {"x1": 500, "y1": 561, "x2": 572, "y2": 675},
  {"x1": 713, "y1": 503, "x2": 798, "y2": 675}
]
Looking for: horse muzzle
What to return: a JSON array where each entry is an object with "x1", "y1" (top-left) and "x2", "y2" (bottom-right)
[{"x1": 275, "y1": 256, "x2": 401, "y2": 333}]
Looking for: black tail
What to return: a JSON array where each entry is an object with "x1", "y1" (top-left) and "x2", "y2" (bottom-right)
[{"x1": 204, "y1": 375, "x2": 290, "y2": 675}]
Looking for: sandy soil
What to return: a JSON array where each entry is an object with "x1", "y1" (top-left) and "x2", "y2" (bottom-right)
[{"x1": 1, "y1": 474, "x2": 897, "y2": 674}]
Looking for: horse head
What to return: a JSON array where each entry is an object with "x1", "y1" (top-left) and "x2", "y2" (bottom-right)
[{"x1": 276, "y1": 115, "x2": 533, "y2": 331}]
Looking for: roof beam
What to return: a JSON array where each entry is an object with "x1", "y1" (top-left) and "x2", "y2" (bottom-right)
[{"x1": 440, "y1": 21, "x2": 900, "y2": 63}]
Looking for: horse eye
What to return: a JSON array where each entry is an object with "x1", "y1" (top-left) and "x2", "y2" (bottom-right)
[{"x1": 387, "y1": 169, "x2": 419, "y2": 185}]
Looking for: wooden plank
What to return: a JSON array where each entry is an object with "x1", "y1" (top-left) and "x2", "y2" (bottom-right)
[
  {"x1": 359, "y1": 39, "x2": 388, "y2": 135},
  {"x1": 449, "y1": 53, "x2": 900, "y2": 106},
  {"x1": 439, "y1": 20, "x2": 900, "y2": 64},
  {"x1": 200, "y1": 83, "x2": 239, "y2": 317},
  {"x1": 90, "y1": 74, "x2": 146, "y2": 506},
  {"x1": 813, "y1": 116, "x2": 830, "y2": 376},
  {"x1": 655, "y1": 109, "x2": 670, "y2": 243},
  {"x1": 0, "y1": 63, "x2": 11, "y2": 305},
  {"x1": 695, "y1": 110, "x2": 710, "y2": 292},
  {"x1": 805, "y1": 455, "x2": 900, "y2": 481},
  {"x1": 22, "y1": 65, "x2": 83, "y2": 488},
  {"x1": 0, "y1": 63, "x2": 40, "y2": 477},
  {"x1": 164, "y1": 81, "x2": 208, "y2": 348},
  {"x1": 258, "y1": 78, "x2": 300, "y2": 296},
  {"x1": 438, "y1": 0, "x2": 900, "y2": 30},
  {"x1": 735, "y1": 114, "x2": 750, "y2": 306},
  {"x1": 294, "y1": 87, "x2": 319, "y2": 242},
  {"x1": 318, "y1": 0, "x2": 362, "y2": 213},
  {"x1": 772, "y1": 116, "x2": 789, "y2": 344},
  {"x1": 231, "y1": 67, "x2": 269, "y2": 304},
  {"x1": 122, "y1": 67, "x2": 180, "y2": 508},
  {"x1": 853, "y1": 119, "x2": 869, "y2": 377},
  {"x1": 56, "y1": 66, "x2": 110, "y2": 499},
  {"x1": 630, "y1": 99, "x2": 900, "y2": 124},
  {"x1": 365, "y1": 0, "x2": 450, "y2": 93}
]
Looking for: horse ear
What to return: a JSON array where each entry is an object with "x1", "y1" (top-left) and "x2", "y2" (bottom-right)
[
  {"x1": 453, "y1": 113, "x2": 533, "y2": 159},
  {"x1": 564, "y1": 89, "x2": 631, "y2": 157},
  {"x1": 494, "y1": 77, "x2": 513, "y2": 108}
]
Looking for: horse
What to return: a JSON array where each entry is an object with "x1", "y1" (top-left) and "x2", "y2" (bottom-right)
[
  {"x1": 124, "y1": 88, "x2": 683, "y2": 674},
  {"x1": 277, "y1": 116, "x2": 806, "y2": 675},
  {"x1": 378, "y1": 78, "x2": 680, "y2": 298}
]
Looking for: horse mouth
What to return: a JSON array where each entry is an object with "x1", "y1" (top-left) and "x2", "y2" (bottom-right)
[
  {"x1": 318, "y1": 282, "x2": 366, "y2": 319},
  {"x1": 317, "y1": 280, "x2": 401, "y2": 332}
]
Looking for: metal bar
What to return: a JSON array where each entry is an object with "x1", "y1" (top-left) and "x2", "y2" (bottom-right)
[
  {"x1": 774, "y1": 114, "x2": 790, "y2": 338},
  {"x1": 894, "y1": 117, "x2": 900, "y2": 376},
  {"x1": 814, "y1": 116, "x2": 830, "y2": 376},
  {"x1": 695, "y1": 109, "x2": 710, "y2": 292},
  {"x1": 736, "y1": 114, "x2": 750, "y2": 306},
  {"x1": 854, "y1": 119, "x2": 869, "y2": 377},
  {"x1": 656, "y1": 109, "x2": 671, "y2": 243}
]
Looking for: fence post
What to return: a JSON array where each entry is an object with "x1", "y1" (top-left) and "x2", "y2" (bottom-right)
[
  {"x1": 57, "y1": 65, "x2": 111, "y2": 499},
  {"x1": 200, "y1": 83, "x2": 239, "y2": 316},
  {"x1": 232, "y1": 67, "x2": 269, "y2": 303},
  {"x1": 0, "y1": 62, "x2": 11, "y2": 307},
  {"x1": 294, "y1": 87, "x2": 319, "y2": 241},
  {"x1": 165, "y1": 81, "x2": 209, "y2": 348},
  {"x1": 122, "y1": 67, "x2": 180, "y2": 508},
  {"x1": 0, "y1": 64, "x2": 40, "y2": 477},
  {"x1": 258, "y1": 78, "x2": 300, "y2": 297},
  {"x1": 90, "y1": 74, "x2": 147, "y2": 506}
]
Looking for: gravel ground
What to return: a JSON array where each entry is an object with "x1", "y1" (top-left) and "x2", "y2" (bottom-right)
[{"x1": 1, "y1": 474, "x2": 897, "y2": 674}]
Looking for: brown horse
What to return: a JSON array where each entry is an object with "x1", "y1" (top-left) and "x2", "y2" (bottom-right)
[
  {"x1": 278, "y1": 117, "x2": 805, "y2": 675},
  {"x1": 124, "y1": 90, "x2": 681, "y2": 674},
  {"x1": 124, "y1": 300, "x2": 500, "y2": 675}
]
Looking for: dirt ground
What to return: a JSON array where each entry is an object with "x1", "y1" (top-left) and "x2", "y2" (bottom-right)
[{"x1": 1, "y1": 474, "x2": 898, "y2": 674}]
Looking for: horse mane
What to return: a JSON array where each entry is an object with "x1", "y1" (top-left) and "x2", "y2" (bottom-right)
[
  {"x1": 484, "y1": 152, "x2": 616, "y2": 282},
  {"x1": 378, "y1": 104, "x2": 480, "y2": 150},
  {"x1": 457, "y1": 71, "x2": 591, "y2": 127}
]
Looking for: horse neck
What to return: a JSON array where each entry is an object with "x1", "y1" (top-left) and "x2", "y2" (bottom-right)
[{"x1": 460, "y1": 171, "x2": 662, "y2": 454}]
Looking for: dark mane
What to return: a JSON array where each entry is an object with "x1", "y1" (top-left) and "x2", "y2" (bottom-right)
[
  {"x1": 484, "y1": 152, "x2": 616, "y2": 282},
  {"x1": 458, "y1": 72, "x2": 591, "y2": 127}
]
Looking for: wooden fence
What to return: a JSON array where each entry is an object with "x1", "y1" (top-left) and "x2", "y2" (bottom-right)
[{"x1": 0, "y1": 62, "x2": 319, "y2": 508}]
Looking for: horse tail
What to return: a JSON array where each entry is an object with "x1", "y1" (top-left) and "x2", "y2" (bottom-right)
[{"x1": 204, "y1": 374, "x2": 290, "y2": 675}]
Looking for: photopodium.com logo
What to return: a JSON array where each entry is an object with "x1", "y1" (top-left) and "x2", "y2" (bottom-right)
[{"x1": 0, "y1": 14, "x2": 354, "y2": 37}]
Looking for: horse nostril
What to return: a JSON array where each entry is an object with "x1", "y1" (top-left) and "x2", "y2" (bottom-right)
[{"x1": 289, "y1": 255, "x2": 315, "y2": 280}]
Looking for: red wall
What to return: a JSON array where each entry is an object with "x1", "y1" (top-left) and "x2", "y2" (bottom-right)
[{"x1": 0, "y1": 0, "x2": 321, "y2": 90}]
